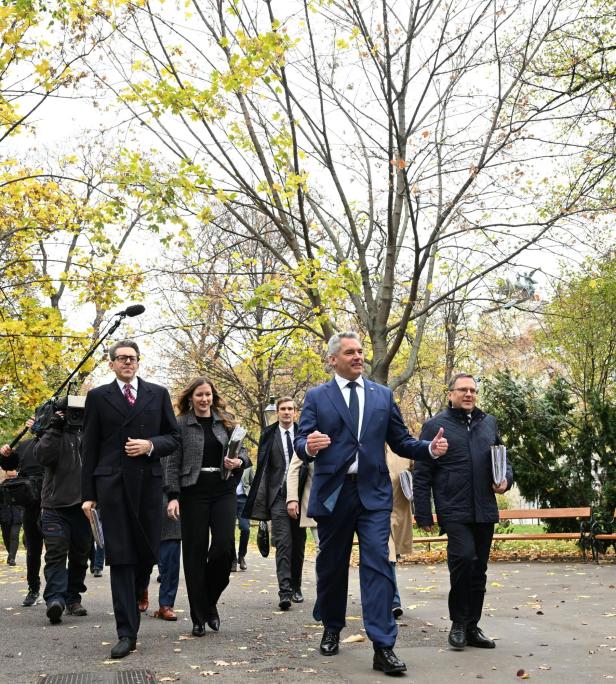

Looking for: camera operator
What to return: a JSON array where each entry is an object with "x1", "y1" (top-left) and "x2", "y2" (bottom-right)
[
  {"x1": 1, "y1": 418, "x2": 45, "y2": 606},
  {"x1": 35, "y1": 398, "x2": 92, "y2": 625}
]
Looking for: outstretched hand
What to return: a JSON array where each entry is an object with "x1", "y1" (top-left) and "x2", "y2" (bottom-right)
[{"x1": 430, "y1": 427, "x2": 448, "y2": 457}]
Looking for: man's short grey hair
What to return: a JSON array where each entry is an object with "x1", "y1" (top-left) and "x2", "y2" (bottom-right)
[
  {"x1": 327, "y1": 331, "x2": 361, "y2": 357},
  {"x1": 109, "y1": 339, "x2": 140, "y2": 361},
  {"x1": 448, "y1": 373, "x2": 476, "y2": 391}
]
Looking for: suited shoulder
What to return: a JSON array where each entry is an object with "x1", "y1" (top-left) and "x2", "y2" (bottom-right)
[
  {"x1": 364, "y1": 379, "x2": 392, "y2": 394},
  {"x1": 137, "y1": 378, "x2": 171, "y2": 394}
]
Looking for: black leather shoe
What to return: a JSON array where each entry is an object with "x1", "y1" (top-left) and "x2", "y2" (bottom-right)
[
  {"x1": 238, "y1": 556, "x2": 247, "y2": 570},
  {"x1": 319, "y1": 629, "x2": 340, "y2": 656},
  {"x1": 291, "y1": 590, "x2": 304, "y2": 603},
  {"x1": 278, "y1": 595, "x2": 292, "y2": 611},
  {"x1": 207, "y1": 606, "x2": 220, "y2": 632},
  {"x1": 46, "y1": 600, "x2": 64, "y2": 624},
  {"x1": 66, "y1": 602, "x2": 88, "y2": 616},
  {"x1": 448, "y1": 621, "x2": 467, "y2": 650},
  {"x1": 110, "y1": 637, "x2": 137, "y2": 659},
  {"x1": 373, "y1": 647, "x2": 407, "y2": 675},
  {"x1": 192, "y1": 623, "x2": 206, "y2": 637},
  {"x1": 466, "y1": 625, "x2": 495, "y2": 648}
]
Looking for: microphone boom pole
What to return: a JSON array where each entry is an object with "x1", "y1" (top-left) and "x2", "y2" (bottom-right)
[{"x1": 9, "y1": 304, "x2": 145, "y2": 448}]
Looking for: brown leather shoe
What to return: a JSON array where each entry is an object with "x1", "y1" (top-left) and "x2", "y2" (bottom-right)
[
  {"x1": 154, "y1": 605, "x2": 177, "y2": 621},
  {"x1": 138, "y1": 589, "x2": 149, "y2": 613}
]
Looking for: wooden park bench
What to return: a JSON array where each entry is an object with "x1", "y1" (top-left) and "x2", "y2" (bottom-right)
[{"x1": 412, "y1": 507, "x2": 593, "y2": 559}]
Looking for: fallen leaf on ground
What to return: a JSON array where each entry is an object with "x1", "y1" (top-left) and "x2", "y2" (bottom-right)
[
  {"x1": 342, "y1": 634, "x2": 366, "y2": 643},
  {"x1": 214, "y1": 661, "x2": 229, "y2": 667}
]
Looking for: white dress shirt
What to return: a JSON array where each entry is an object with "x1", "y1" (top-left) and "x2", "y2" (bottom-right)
[{"x1": 279, "y1": 424, "x2": 295, "y2": 468}]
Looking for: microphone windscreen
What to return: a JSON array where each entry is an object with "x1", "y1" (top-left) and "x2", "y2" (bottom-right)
[{"x1": 124, "y1": 304, "x2": 146, "y2": 317}]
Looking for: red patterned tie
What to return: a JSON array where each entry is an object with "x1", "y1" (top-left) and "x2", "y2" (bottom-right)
[{"x1": 123, "y1": 383, "x2": 135, "y2": 406}]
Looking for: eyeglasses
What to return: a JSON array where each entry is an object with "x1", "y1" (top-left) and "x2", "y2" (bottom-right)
[
  {"x1": 451, "y1": 387, "x2": 477, "y2": 394},
  {"x1": 113, "y1": 355, "x2": 139, "y2": 364}
]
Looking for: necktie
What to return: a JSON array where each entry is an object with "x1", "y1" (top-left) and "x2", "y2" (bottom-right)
[
  {"x1": 285, "y1": 430, "x2": 293, "y2": 468},
  {"x1": 347, "y1": 381, "x2": 359, "y2": 437},
  {"x1": 124, "y1": 383, "x2": 135, "y2": 406}
]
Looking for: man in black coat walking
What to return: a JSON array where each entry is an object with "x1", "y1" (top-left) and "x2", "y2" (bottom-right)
[
  {"x1": 243, "y1": 397, "x2": 306, "y2": 610},
  {"x1": 413, "y1": 373, "x2": 513, "y2": 652},
  {"x1": 81, "y1": 339, "x2": 179, "y2": 659}
]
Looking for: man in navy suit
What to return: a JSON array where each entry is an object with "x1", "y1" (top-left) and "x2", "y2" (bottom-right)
[
  {"x1": 295, "y1": 332, "x2": 448, "y2": 676},
  {"x1": 81, "y1": 340, "x2": 179, "y2": 659}
]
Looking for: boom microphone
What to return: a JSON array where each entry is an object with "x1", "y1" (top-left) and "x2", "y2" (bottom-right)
[{"x1": 119, "y1": 304, "x2": 146, "y2": 317}]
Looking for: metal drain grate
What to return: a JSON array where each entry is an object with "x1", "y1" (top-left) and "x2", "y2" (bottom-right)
[{"x1": 41, "y1": 671, "x2": 156, "y2": 684}]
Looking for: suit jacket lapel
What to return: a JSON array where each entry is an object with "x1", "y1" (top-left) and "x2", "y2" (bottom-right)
[
  {"x1": 360, "y1": 379, "x2": 376, "y2": 440},
  {"x1": 102, "y1": 380, "x2": 130, "y2": 418},
  {"x1": 123, "y1": 378, "x2": 153, "y2": 425},
  {"x1": 324, "y1": 378, "x2": 355, "y2": 436}
]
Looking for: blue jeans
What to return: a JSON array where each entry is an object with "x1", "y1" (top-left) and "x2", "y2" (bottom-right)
[
  {"x1": 41, "y1": 505, "x2": 91, "y2": 607},
  {"x1": 235, "y1": 494, "x2": 250, "y2": 559},
  {"x1": 90, "y1": 541, "x2": 105, "y2": 572},
  {"x1": 391, "y1": 561, "x2": 401, "y2": 608},
  {"x1": 158, "y1": 539, "x2": 181, "y2": 607}
]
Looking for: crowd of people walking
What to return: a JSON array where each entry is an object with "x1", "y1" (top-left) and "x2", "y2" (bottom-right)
[{"x1": 1, "y1": 331, "x2": 511, "y2": 677}]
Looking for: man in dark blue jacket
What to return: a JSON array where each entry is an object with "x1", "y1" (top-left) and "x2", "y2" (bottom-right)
[{"x1": 414, "y1": 373, "x2": 513, "y2": 651}]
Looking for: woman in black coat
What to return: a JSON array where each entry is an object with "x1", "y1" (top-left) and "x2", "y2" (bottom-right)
[{"x1": 166, "y1": 377, "x2": 249, "y2": 637}]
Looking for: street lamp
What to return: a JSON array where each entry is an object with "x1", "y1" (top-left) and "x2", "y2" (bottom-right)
[{"x1": 264, "y1": 396, "x2": 277, "y2": 426}]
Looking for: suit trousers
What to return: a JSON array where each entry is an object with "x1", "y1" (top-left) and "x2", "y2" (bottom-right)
[
  {"x1": 22, "y1": 502, "x2": 43, "y2": 591},
  {"x1": 158, "y1": 539, "x2": 181, "y2": 607},
  {"x1": 270, "y1": 492, "x2": 306, "y2": 597},
  {"x1": 180, "y1": 473, "x2": 236, "y2": 626},
  {"x1": 110, "y1": 562, "x2": 152, "y2": 639},
  {"x1": 235, "y1": 493, "x2": 250, "y2": 560},
  {"x1": 315, "y1": 478, "x2": 397, "y2": 648},
  {"x1": 445, "y1": 521, "x2": 494, "y2": 625}
]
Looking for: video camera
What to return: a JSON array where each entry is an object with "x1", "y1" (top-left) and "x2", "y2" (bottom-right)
[{"x1": 32, "y1": 394, "x2": 86, "y2": 435}]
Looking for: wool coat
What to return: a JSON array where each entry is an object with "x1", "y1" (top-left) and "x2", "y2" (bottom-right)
[{"x1": 81, "y1": 378, "x2": 179, "y2": 566}]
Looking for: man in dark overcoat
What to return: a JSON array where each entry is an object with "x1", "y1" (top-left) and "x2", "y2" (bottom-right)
[
  {"x1": 243, "y1": 397, "x2": 307, "y2": 610},
  {"x1": 81, "y1": 339, "x2": 179, "y2": 659}
]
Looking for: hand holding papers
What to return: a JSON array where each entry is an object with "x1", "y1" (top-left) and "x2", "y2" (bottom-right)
[
  {"x1": 490, "y1": 445, "x2": 507, "y2": 487},
  {"x1": 89, "y1": 507, "x2": 104, "y2": 548},
  {"x1": 221, "y1": 425, "x2": 247, "y2": 480}
]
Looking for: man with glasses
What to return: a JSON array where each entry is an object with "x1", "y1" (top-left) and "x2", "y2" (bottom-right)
[
  {"x1": 81, "y1": 339, "x2": 179, "y2": 659},
  {"x1": 413, "y1": 373, "x2": 513, "y2": 652}
]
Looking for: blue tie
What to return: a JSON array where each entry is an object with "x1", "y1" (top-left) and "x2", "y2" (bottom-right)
[{"x1": 347, "y1": 381, "x2": 360, "y2": 437}]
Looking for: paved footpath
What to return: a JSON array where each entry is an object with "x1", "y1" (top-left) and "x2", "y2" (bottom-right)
[{"x1": 0, "y1": 547, "x2": 615, "y2": 683}]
